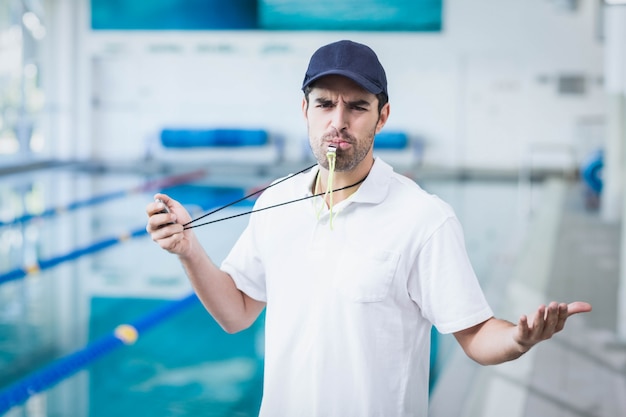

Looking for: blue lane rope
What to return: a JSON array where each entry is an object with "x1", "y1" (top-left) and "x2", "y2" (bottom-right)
[
  {"x1": 0, "y1": 170, "x2": 206, "y2": 228},
  {"x1": 0, "y1": 227, "x2": 149, "y2": 285},
  {"x1": 0, "y1": 292, "x2": 199, "y2": 414}
]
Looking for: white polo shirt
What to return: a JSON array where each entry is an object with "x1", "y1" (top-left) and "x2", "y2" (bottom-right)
[{"x1": 221, "y1": 158, "x2": 493, "y2": 417}]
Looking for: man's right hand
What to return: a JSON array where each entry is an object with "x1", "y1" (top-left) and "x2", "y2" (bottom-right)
[{"x1": 145, "y1": 193, "x2": 194, "y2": 256}]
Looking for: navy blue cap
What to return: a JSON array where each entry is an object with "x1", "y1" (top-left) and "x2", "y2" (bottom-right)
[{"x1": 302, "y1": 40, "x2": 388, "y2": 97}]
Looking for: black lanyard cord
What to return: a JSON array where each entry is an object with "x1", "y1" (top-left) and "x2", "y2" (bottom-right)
[
  {"x1": 182, "y1": 169, "x2": 367, "y2": 230},
  {"x1": 182, "y1": 163, "x2": 317, "y2": 228}
]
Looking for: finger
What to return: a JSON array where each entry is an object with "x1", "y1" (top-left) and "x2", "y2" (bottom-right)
[
  {"x1": 153, "y1": 228, "x2": 184, "y2": 251},
  {"x1": 515, "y1": 315, "x2": 533, "y2": 352},
  {"x1": 531, "y1": 304, "x2": 546, "y2": 335},
  {"x1": 147, "y1": 213, "x2": 171, "y2": 232},
  {"x1": 517, "y1": 314, "x2": 530, "y2": 339},
  {"x1": 146, "y1": 196, "x2": 178, "y2": 229},
  {"x1": 147, "y1": 212, "x2": 179, "y2": 235},
  {"x1": 150, "y1": 222, "x2": 184, "y2": 243},
  {"x1": 567, "y1": 301, "x2": 592, "y2": 316},
  {"x1": 541, "y1": 302, "x2": 560, "y2": 338},
  {"x1": 146, "y1": 200, "x2": 158, "y2": 216},
  {"x1": 147, "y1": 194, "x2": 172, "y2": 214},
  {"x1": 151, "y1": 194, "x2": 193, "y2": 225},
  {"x1": 154, "y1": 198, "x2": 167, "y2": 212},
  {"x1": 147, "y1": 200, "x2": 166, "y2": 216},
  {"x1": 554, "y1": 302, "x2": 568, "y2": 333}
]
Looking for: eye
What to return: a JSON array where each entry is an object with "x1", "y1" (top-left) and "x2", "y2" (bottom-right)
[
  {"x1": 316, "y1": 101, "x2": 334, "y2": 109},
  {"x1": 348, "y1": 101, "x2": 370, "y2": 112}
]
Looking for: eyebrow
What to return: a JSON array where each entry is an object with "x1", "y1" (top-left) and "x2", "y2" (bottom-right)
[{"x1": 314, "y1": 97, "x2": 372, "y2": 108}]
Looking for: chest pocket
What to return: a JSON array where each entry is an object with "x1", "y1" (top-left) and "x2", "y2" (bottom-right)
[{"x1": 334, "y1": 248, "x2": 400, "y2": 302}]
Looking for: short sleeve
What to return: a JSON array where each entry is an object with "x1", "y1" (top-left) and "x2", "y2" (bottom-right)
[
  {"x1": 221, "y1": 215, "x2": 268, "y2": 302},
  {"x1": 409, "y1": 216, "x2": 493, "y2": 334}
]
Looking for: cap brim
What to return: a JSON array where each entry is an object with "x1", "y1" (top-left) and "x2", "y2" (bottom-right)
[{"x1": 303, "y1": 69, "x2": 384, "y2": 95}]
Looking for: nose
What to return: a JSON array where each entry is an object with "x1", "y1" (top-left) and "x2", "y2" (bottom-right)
[{"x1": 329, "y1": 105, "x2": 348, "y2": 133}]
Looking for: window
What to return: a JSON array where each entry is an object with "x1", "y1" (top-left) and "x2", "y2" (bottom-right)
[{"x1": 0, "y1": 0, "x2": 45, "y2": 160}]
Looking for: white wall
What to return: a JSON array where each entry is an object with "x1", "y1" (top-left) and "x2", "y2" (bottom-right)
[{"x1": 53, "y1": 0, "x2": 608, "y2": 171}]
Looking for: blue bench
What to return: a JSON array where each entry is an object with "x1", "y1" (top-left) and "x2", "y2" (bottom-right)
[
  {"x1": 374, "y1": 131, "x2": 409, "y2": 150},
  {"x1": 151, "y1": 127, "x2": 282, "y2": 167},
  {"x1": 160, "y1": 128, "x2": 269, "y2": 148},
  {"x1": 373, "y1": 131, "x2": 424, "y2": 168}
]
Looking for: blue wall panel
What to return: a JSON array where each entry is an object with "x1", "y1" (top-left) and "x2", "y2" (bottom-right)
[
  {"x1": 91, "y1": 0, "x2": 259, "y2": 30},
  {"x1": 91, "y1": 0, "x2": 442, "y2": 32},
  {"x1": 260, "y1": 0, "x2": 443, "y2": 31}
]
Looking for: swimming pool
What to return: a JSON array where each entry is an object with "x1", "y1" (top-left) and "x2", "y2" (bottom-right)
[{"x1": 0, "y1": 163, "x2": 532, "y2": 416}]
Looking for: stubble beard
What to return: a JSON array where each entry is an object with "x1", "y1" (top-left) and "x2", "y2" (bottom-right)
[{"x1": 309, "y1": 127, "x2": 377, "y2": 172}]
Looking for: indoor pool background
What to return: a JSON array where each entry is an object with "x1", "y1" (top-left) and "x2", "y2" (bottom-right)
[{"x1": 0, "y1": 164, "x2": 538, "y2": 417}]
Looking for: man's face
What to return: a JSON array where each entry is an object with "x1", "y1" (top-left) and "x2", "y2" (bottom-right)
[{"x1": 303, "y1": 75, "x2": 389, "y2": 172}]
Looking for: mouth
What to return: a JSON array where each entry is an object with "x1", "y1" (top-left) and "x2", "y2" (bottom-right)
[
  {"x1": 322, "y1": 129, "x2": 354, "y2": 152},
  {"x1": 326, "y1": 139, "x2": 352, "y2": 151}
]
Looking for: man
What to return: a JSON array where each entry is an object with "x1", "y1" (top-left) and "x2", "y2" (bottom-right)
[{"x1": 146, "y1": 40, "x2": 591, "y2": 416}]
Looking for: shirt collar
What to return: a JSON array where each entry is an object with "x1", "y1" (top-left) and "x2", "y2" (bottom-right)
[{"x1": 350, "y1": 157, "x2": 392, "y2": 204}]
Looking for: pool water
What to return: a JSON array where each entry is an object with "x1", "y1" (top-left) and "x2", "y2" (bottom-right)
[{"x1": 88, "y1": 297, "x2": 264, "y2": 417}]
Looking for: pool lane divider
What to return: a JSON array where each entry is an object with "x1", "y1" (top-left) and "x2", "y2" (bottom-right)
[
  {"x1": 0, "y1": 183, "x2": 255, "y2": 286},
  {"x1": 0, "y1": 292, "x2": 199, "y2": 414},
  {"x1": 0, "y1": 169, "x2": 206, "y2": 228},
  {"x1": 0, "y1": 227, "x2": 149, "y2": 285}
]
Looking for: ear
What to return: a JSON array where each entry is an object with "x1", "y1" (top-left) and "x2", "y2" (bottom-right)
[
  {"x1": 375, "y1": 103, "x2": 390, "y2": 134},
  {"x1": 301, "y1": 97, "x2": 308, "y2": 120}
]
